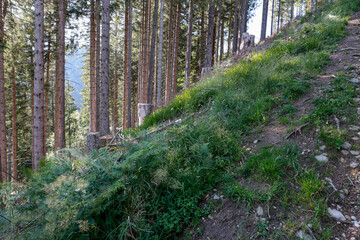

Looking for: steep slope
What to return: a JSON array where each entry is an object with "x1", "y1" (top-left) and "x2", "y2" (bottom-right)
[
  {"x1": 188, "y1": 10, "x2": 360, "y2": 240},
  {"x1": 1, "y1": 1, "x2": 360, "y2": 239}
]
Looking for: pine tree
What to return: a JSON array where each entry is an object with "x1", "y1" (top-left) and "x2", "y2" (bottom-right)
[
  {"x1": 260, "y1": 0, "x2": 269, "y2": 41},
  {"x1": 184, "y1": 0, "x2": 193, "y2": 89}
]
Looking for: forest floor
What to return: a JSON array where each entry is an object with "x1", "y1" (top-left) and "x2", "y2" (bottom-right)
[{"x1": 186, "y1": 11, "x2": 360, "y2": 240}]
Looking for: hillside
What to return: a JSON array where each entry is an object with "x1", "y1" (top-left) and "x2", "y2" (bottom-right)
[{"x1": 1, "y1": 1, "x2": 360, "y2": 239}]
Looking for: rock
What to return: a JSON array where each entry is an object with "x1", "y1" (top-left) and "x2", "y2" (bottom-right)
[
  {"x1": 354, "y1": 221, "x2": 360, "y2": 227},
  {"x1": 295, "y1": 230, "x2": 312, "y2": 240},
  {"x1": 253, "y1": 139, "x2": 259, "y2": 144},
  {"x1": 350, "y1": 151, "x2": 360, "y2": 156},
  {"x1": 358, "y1": 108, "x2": 360, "y2": 115},
  {"x1": 213, "y1": 194, "x2": 220, "y2": 200},
  {"x1": 349, "y1": 78, "x2": 360, "y2": 83},
  {"x1": 341, "y1": 150, "x2": 350, "y2": 155},
  {"x1": 351, "y1": 137, "x2": 359, "y2": 141},
  {"x1": 319, "y1": 145, "x2": 326, "y2": 151},
  {"x1": 342, "y1": 142, "x2": 352, "y2": 149},
  {"x1": 315, "y1": 155, "x2": 329, "y2": 163},
  {"x1": 339, "y1": 193, "x2": 345, "y2": 199},
  {"x1": 256, "y1": 206, "x2": 264, "y2": 216},
  {"x1": 354, "y1": 98, "x2": 360, "y2": 103},
  {"x1": 350, "y1": 162, "x2": 359, "y2": 169},
  {"x1": 343, "y1": 188, "x2": 349, "y2": 195},
  {"x1": 351, "y1": 216, "x2": 357, "y2": 221},
  {"x1": 328, "y1": 208, "x2": 346, "y2": 222},
  {"x1": 350, "y1": 125, "x2": 360, "y2": 131}
]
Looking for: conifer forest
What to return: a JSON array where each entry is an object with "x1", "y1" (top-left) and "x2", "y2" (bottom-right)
[{"x1": 0, "y1": 0, "x2": 360, "y2": 239}]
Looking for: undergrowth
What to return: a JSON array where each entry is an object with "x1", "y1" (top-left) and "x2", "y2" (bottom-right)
[{"x1": 1, "y1": 0, "x2": 359, "y2": 239}]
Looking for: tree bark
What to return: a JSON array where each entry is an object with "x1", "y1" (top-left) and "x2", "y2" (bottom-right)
[
  {"x1": 44, "y1": 41, "x2": 50, "y2": 157},
  {"x1": 290, "y1": 0, "x2": 294, "y2": 19},
  {"x1": 184, "y1": 0, "x2": 193, "y2": 90},
  {"x1": 220, "y1": 18, "x2": 224, "y2": 61},
  {"x1": 204, "y1": 1, "x2": 215, "y2": 69},
  {"x1": 58, "y1": 0, "x2": 66, "y2": 149},
  {"x1": 95, "y1": 0, "x2": 101, "y2": 132},
  {"x1": 157, "y1": 0, "x2": 164, "y2": 106},
  {"x1": 90, "y1": 0, "x2": 96, "y2": 132},
  {"x1": 11, "y1": 63, "x2": 17, "y2": 182},
  {"x1": 260, "y1": 0, "x2": 269, "y2": 41},
  {"x1": 54, "y1": 0, "x2": 59, "y2": 151},
  {"x1": 200, "y1": 9, "x2": 206, "y2": 68},
  {"x1": 33, "y1": 0, "x2": 45, "y2": 169},
  {"x1": 215, "y1": 5, "x2": 222, "y2": 64},
  {"x1": 146, "y1": 0, "x2": 159, "y2": 105},
  {"x1": 126, "y1": 0, "x2": 133, "y2": 129},
  {"x1": 123, "y1": 1, "x2": 128, "y2": 130},
  {"x1": 113, "y1": 51, "x2": 118, "y2": 134},
  {"x1": 165, "y1": 0, "x2": 174, "y2": 105},
  {"x1": 240, "y1": 0, "x2": 249, "y2": 48},
  {"x1": 271, "y1": 0, "x2": 275, "y2": 35},
  {"x1": 232, "y1": 0, "x2": 239, "y2": 54},
  {"x1": 100, "y1": 0, "x2": 110, "y2": 136},
  {"x1": 0, "y1": 0, "x2": 6, "y2": 182},
  {"x1": 172, "y1": 4, "x2": 181, "y2": 97},
  {"x1": 277, "y1": 0, "x2": 281, "y2": 32}
]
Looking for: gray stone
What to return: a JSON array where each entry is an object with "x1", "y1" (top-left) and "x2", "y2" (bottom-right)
[
  {"x1": 358, "y1": 108, "x2": 360, "y2": 115},
  {"x1": 351, "y1": 137, "x2": 359, "y2": 141},
  {"x1": 328, "y1": 208, "x2": 346, "y2": 222},
  {"x1": 349, "y1": 78, "x2": 360, "y2": 83},
  {"x1": 256, "y1": 206, "x2": 264, "y2": 216},
  {"x1": 350, "y1": 162, "x2": 359, "y2": 169},
  {"x1": 341, "y1": 142, "x2": 352, "y2": 150},
  {"x1": 213, "y1": 194, "x2": 220, "y2": 200},
  {"x1": 319, "y1": 145, "x2": 326, "y2": 151},
  {"x1": 350, "y1": 151, "x2": 360, "y2": 156},
  {"x1": 341, "y1": 150, "x2": 350, "y2": 156},
  {"x1": 295, "y1": 230, "x2": 312, "y2": 240},
  {"x1": 315, "y1": 155, "x2": 329, "y2": 163}
]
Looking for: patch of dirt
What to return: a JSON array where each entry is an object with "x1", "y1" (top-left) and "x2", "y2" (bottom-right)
[{"x1": 187, "y1": 11, "x2": 360, "y2": 240}]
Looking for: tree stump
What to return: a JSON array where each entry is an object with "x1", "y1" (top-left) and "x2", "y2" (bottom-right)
[
  {"x1": 138, "y1": 103, "x2": 153, "y2": 126},
  {"x1": 201, "y1": 67, "x2": 213, "y2": 78},
  {"x1": 241, "y1": 32, "x2": 255, "y2": 50},
  {"x1": 87, "y1": 132, "x2": 100, "y2": 151}
]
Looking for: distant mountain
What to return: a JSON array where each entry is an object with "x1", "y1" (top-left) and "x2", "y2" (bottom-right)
[{"x1": 66, "y1": 49, "x2": 85, "y2": 108}]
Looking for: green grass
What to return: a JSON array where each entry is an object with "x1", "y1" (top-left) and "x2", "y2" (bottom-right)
[{"x1": 1, "y1": 0, "x2": 359, "y2": 239}]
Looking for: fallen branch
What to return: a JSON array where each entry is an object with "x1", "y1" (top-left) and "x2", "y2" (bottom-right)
[{"x1": 284, "y1": 123, "x2": 309, "y2": 139}]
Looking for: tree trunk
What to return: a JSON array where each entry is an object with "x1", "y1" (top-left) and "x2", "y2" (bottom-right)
[
  {"x1": 232, "y1": 0, "x2": 239, "y2": 54},
  {"x1": 95, "y1": 0, "x2": 101, "y2": 132},
  {"x1": 11, "y1": 63, "x2": 17, "y2": 182},
  {"x1": 90, "y1": 0, "x2": 96, "y2": 132},
  {"x1": 204, "y1": 0, "x2": 215, "y2": 69},
  {"x1": 290, "y1": 0, "x2": 294, "y2": 19},
  {"x1": 184, "y1": 0, "x2": 193, "y2": 90},
  {"x1": 33, "y1": 0, "x2": 45, "y2": 169},
  {"x1": 215, "y1": 5, "x2": 221, "y2": 64},
  {"x1": 123, "y1": 1, "x2": 128, "y2": 130},
  {"x1": 260, "y1": 0, "x2": 269, "y2": 41},
  {"x1": 44, "y1": 41, "x2": 50, "y2": 157},
  {"x1": 126, "y1": 0, "x2": 133, "y2": 128},
  {"x1": 271, "y1": 0, "x2": 275, "y2": 35},
  {"x1": 54, "y1": 3, "x2": 59, "y2": 151},
  {"x1": 58, "y1": 0, "x2": 66, "y2": 149},
  {"x1": 113, "y1": 51, "x2": 118, "y2": 134},
  {"x1": 157, "y1": 0, "x2": 164, "y2": 107},
  {"x1": 227, "y1": 18, "x2": 231, "y2": 58},
  {"x1": 165, "y1": 0, "x2": 174, "y2": 105},
  {"x1": 220, "y1": 18, "x2": 224, "y2": 61},
  {"x1": 200, "y1": 9, "x2": 206, "y2": 68},
  {"x1": 277, "y1": 0, "x2": 281, "y2": 32},
  {"x1": 240, "y1": 0, "x2": 249, "y2": 48},
  {"x1": 0, "y1": 0, "x2": 6, "y2": 182},
  {"x1": 147, "y1": 0, "x2": 159, "y2": 105},
  {"x1": 100, "y1": 0, "x2": 110, "y2": 136},
  {"x1": 172, "y1": 4, "x2": 181, "y2": 97}
]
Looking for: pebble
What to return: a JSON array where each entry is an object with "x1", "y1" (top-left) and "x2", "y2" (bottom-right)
[
  {"x1": 342, "y1": 150, "x2": 350, "y2": 155},
  {"x1": 350, "y1": 162, "x2": 359, "y2": 169},
  {"x1": 355, "y1": 221, "x2": 360, "y2": 227},
  {"x1": 295, "y1": 230, "x2": 312, "y2": 240},
  {"x1": 342, "y1": 142, "x2": 352, "y2": 149},
  {"x1": 320, "y1": 145, "x2": 326, "y2": 151},
  {"x1": 256, "y1": 206, "x2": 264, "y2": 216},
  {"x1": 351, "y1": 216, "x2": 357, "y2": 221},
  {"x1": 213, "y1": 195, "x2": 220, "y2": 200},
  {"x1": 253, "y1": 139, "x2": 259, "y2": 144},
  {"x1": 315, "y1": 155, "x2": 329, "y2": 163},
  {"x1": 328, "y1": 208, "x2": 346, "y2": 222},
  {"x1": 350, "y1": 151, "x2": 360, "y2": 156},
  {"x1": 350, "y1": 78, "x2": 360, "y2": 83}
]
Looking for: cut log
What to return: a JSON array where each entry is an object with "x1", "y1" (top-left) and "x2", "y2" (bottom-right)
[
  {"x1": 86, "y1": 132, "x2": 100, "y2": 151},
  {"x1": 138, "y1": 103, "x2": 153, "y2": 126}
]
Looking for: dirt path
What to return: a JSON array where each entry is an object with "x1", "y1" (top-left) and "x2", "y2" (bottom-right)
[{"x1": 188, "y1": 12, "x2": 360, "y2": 240}]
